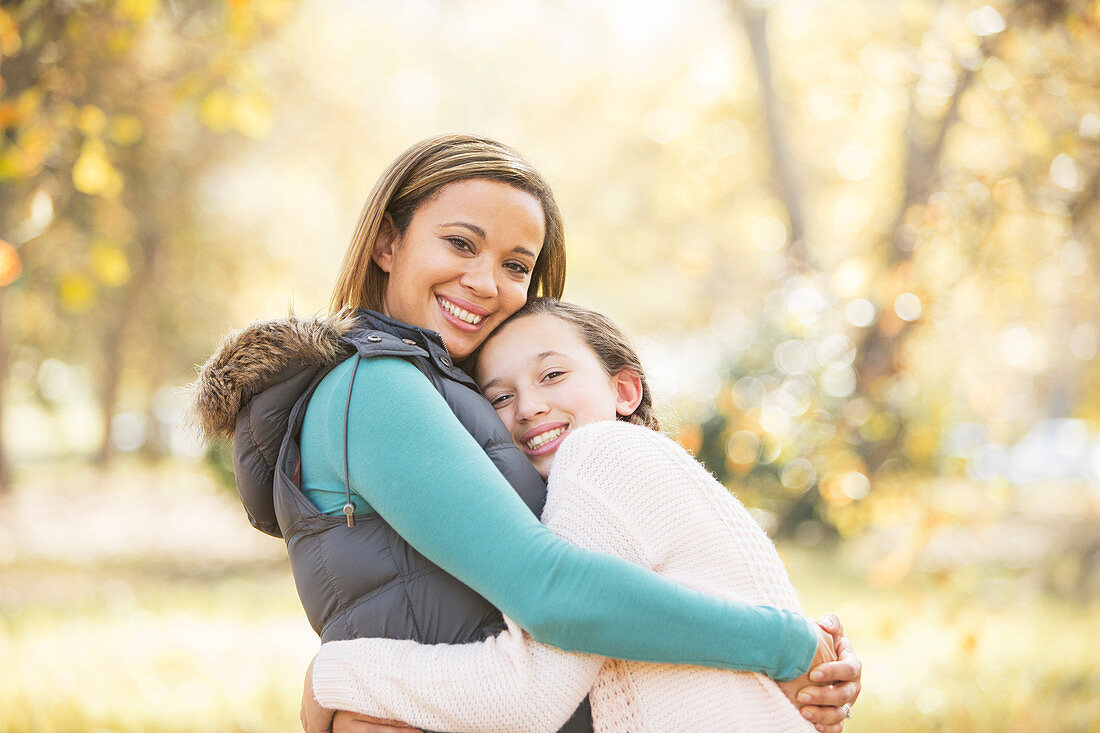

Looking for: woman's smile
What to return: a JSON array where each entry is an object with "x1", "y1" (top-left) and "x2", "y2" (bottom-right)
[{"x1": 373, "y1": 179, "x2": 545, "y2": 360}]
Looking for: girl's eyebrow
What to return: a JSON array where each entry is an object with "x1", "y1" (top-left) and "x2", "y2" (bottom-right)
[{"x1": 480, "y1": 351, "x2": 569, "y2": 391}]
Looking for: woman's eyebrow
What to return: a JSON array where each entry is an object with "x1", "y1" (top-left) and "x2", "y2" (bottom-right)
[
  {"x1": 441, "y1": 222, "x2": 486, "y2": 239},
  {"x1": 441, "y1": 222, "x2": 538, "y2": 260}
]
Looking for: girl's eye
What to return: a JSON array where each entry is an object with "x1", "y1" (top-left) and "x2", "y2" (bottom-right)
[
  {"x1": 489, "y1": 393, "x2": 513, "y2": 408},
  {"x1": 543, "y1": 370, "x2": 565, "y2": 382}
]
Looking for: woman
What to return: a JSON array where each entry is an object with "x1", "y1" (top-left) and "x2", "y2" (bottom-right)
[
  {"x1": 192, "y1": 135, "x2": 859, "y2": 733},
  {"x1": 300, "y1": 300, "x2": 857, "y2": 733}
]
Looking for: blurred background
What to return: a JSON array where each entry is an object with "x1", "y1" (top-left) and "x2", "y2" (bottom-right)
[{"x1": 2, "y1": 0, "x2": 1098, "y2": 730}]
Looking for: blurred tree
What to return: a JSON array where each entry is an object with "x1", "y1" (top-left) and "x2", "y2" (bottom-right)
[
  {"x1": 689, "y1": 0, "x2": 1100, "y2": 544},
  {"x1": 0, "y1": 0, "x2": 291, "y2": 484}
]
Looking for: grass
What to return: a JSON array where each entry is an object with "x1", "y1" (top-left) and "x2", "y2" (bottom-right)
[{"x1": 1, "y1": 462, "x2": 1097, "y2": 732}]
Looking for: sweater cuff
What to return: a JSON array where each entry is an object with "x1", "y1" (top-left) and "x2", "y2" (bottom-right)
[{"x1": 311, "y1": 641, "x2": 366, "y2": 713}]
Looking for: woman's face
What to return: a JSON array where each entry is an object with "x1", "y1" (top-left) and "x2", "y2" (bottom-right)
[
  {"x1": 373, "y1": 179, "x2": 545, "y2": 360},
  {"x1": 475, "y1": 314, "x2": 638, "y2": 479}
]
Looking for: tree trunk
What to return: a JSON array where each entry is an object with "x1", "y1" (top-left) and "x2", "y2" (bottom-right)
[
  {"x1": 737, "y1": 1, "x2": 811, "y2": 270},
  {"x1": 0, "y1": 290, "x2": 10, "y2": 493}
]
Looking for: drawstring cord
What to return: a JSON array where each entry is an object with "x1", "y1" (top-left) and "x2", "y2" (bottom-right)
[{"x1": 342, "y1": 355, "x2": 362, "y2": 527}]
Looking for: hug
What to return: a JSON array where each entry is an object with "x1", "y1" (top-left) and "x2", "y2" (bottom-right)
[{"x1": 193, "y1": 134, "x2": 862, "y2": 733}]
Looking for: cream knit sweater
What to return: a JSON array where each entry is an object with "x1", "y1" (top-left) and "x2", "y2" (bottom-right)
[{"x1": 311, "y1": 421, "x2": 815, "y2": 733}]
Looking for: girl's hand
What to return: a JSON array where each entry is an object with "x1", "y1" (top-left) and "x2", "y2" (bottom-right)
[
  {"x1": 332, "y1": 710, "x2": 423, "y2": 733},
  {"x1": 300, "y1": 657, "x2": 422, "y2": 733},
  {"x1": 301, "y1": 655, "x2": 334, "y2": 730},
  {"x1": 787, "y1": 613, "x2": 863, "y2": 733},
  {"x1": 301, "y1": 659, "x2": 335, "y2": 733}
]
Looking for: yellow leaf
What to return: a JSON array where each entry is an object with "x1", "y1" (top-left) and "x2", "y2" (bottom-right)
[
  {"x1": 90, "y1": 242, "x2": 131, "y2": 287},
  {"x1": 0, "y1": 238, "x2": 21, "y2": 287},
  {"x1": 58, "y1": 271, "x2": 98, "y2": 313},
  {"x1": 199, "y1": 88, "x2": 235, "y2": 132},
  {"x1": 72, "y1": 140, "x2": 123, "y2": 197},
  {"x1": 234, "y1": 92, "x2": 271, "y2": 139},
  {"x1": 107, "y1": 115, "x2": 144, "y2": 146},
  {"x1": 0, "y1": 8, "x2": 21, "y2": 57},
  {"x1": 114, "y1": 0, "x2": 158, "y2": 23},
  {"x1": 78, "y1": 105, "x2": 108, "y2": 136}
]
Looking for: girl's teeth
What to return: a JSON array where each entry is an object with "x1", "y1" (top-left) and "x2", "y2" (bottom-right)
[{"x1": 527, "y1": 427, "x2": 565, "y2": 449}]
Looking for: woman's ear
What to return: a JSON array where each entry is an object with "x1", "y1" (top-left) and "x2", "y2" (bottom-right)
[
  {"x1": 611, "y1": 369, "x2": 644, "y2": 418},
  {"x1": 371, "y1": 214, "x2": 400, "y2": 273}
]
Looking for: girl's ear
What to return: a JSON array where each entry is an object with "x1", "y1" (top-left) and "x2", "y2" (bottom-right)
[
  {"x1": 372, "y1": 214, "x2": 400, "y2": 273},
  {"x1": 611, "y1": 368, "x2": 644, "y2": 418}
]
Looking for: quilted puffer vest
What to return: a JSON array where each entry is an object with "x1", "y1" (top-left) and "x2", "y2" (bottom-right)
[{"x1": 229, "y1": 310, "x2": 592, "y2": 731}]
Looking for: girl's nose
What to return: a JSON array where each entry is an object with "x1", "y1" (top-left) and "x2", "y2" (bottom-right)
[{"x1": 515, "y1": 392, "x2": 548, "y2": 421}]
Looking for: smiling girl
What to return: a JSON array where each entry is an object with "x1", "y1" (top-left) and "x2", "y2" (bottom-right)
[{"x1": 302, "y1": 299, "x2": 860, "y2": 733}]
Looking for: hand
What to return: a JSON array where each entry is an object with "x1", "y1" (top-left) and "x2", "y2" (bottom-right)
[
  {"x1": 301, "y1": 659, "x2": 336, "y2": 733},
  {"x1": 777, "y1": 619, "x2": 838, "y2": 709},
  {"x1": 300, "y1": 657, "x2": 422, "y2": 733},
  {"x1": 787, "y1": 613, "x2": 862, "y2": 733},
  {"x1": 332, "y1": 710, "x2": 423, "y2": 733}
]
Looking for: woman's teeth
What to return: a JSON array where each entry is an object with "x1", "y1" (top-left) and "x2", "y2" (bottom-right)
[
  {"x1": 438, "y1": 297, "x2": 483, "y2": 325},
  {"x1": 526, "y1": 427, "x2": 565, "y2": 450}
]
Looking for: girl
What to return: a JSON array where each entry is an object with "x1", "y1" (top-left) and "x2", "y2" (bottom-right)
[
  {"x1": 192, "y1": 136, "x2": 859, "y2": 733},
  {"x1": 301, "y1": 299, "x2": 858, "y2": 732}
]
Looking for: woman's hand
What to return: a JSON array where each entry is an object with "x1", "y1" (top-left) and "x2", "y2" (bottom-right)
[
  {"x1": 784, "y1": 613, "x2": 863, "y2": 733},
  {"x1": 777, "y1": 618, "x2": 838, "y2": 710},
  {"x1": 300, "y1": 658, "x2": 422, "y2": 733}
]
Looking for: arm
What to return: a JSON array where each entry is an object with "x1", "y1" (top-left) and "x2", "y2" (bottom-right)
[
  {"x1": 309, "y1": 616, "x2": 600, "y2": 733},
  {"x1": 315, "y1": 357, "x2": 815, "y2": 679}
]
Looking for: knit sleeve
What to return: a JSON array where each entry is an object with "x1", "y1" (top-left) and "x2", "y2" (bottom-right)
[
  {"x1": 311, "y1": 617, "x2": 599, "y2": 733},
  {"x1": 307, "y1": 356, "x2": 816, "y2": 680}
]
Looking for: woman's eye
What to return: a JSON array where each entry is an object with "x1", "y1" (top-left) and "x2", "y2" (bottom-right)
[
  {"x1": 504, "y1": 261, "x2": 531, "y2": 276},
  {"x1": 447, "y1": 237, "x2": 473, "y2": 253}
]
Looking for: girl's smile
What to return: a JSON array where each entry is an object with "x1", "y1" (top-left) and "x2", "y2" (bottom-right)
[{"x1": 475, "y1": 313, "x2": 642, "y2": 478}]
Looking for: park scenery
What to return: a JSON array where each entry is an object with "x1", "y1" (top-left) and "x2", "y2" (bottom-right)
[{"x1": 1, "y1": 0, "x2": 1098, "y2": 731}]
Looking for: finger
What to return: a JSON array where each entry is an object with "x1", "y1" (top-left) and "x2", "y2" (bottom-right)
[
  {"x1": 799, "y1": 704, "x2": 850, "y2": 726},
  {"x1": 798, "y1": 681, "x2": 859, "y2": 708},
  {"x1": 816, "y1": 613, "x2": 842, "y2": 636},
  {"x1": 810, "y1": 657, "x2": 861, "y2": 683}
]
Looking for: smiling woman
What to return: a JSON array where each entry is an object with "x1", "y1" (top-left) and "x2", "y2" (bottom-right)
[
  {"x1": 372, "y1": 179, "x2": 545, "y2": 360},
  {"x1": 193, "y1": 134, "x2": 851, "y2": 733}
]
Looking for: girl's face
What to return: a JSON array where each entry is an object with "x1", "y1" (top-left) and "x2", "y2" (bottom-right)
[
  {"x1": 475, "y1": 314, "x2": 641, "y2": 479},
  {"x1": 373, "y1": 179, "x2": 545, "y2": 360}
]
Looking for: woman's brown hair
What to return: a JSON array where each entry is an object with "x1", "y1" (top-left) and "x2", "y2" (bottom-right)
[
  {"x1": 329, "y1": 135, "x2": 566, "y2": 314},
  {"x1": 482, "y1": 298, "x2": 661, "y2": 432}
]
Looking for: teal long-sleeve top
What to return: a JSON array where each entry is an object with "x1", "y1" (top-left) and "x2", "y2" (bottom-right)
[{"x1": 300, "y1": 355, "x2": 816, "y2": 681}]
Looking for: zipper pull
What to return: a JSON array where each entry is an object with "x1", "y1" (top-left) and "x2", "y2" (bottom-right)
[{"x1": 343, "y1": 502, "x2": 355, "y2": 527}]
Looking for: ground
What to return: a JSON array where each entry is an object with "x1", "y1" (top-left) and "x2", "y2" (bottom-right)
[{"x1": 0, "y1": 461, "x2": 1097, "y2": 732}]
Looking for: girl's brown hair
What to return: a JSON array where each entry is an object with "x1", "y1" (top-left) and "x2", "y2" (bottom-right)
[
  {"x1": 484, "y1": 298, "x2": 660, "y2": 431},
  {"x1": 329, "y1": 134, "x2": 566, "y2": 314}
]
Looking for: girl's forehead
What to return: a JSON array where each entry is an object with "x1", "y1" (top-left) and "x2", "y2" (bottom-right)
[{"x1": 476, "y1": 314, "x2": 582, "y2": 379}]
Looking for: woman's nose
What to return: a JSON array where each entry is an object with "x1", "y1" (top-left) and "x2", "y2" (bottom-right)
[{"x1": 460, "y1": 257, "x2": 498, "y2": 298}]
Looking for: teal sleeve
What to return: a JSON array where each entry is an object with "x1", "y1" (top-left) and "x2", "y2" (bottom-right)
[{"x1": 300, "y1": 356, "x2": 816, "y2": 680}]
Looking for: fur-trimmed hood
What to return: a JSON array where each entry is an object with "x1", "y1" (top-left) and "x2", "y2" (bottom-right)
[{"x1": 190, "y1": 312, "x2": 359, "y2": 441}]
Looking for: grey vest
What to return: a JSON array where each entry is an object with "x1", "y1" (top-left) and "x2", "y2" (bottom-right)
[{"x1": 232, "y1": 309, "x2": 592, "y2": 731}]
